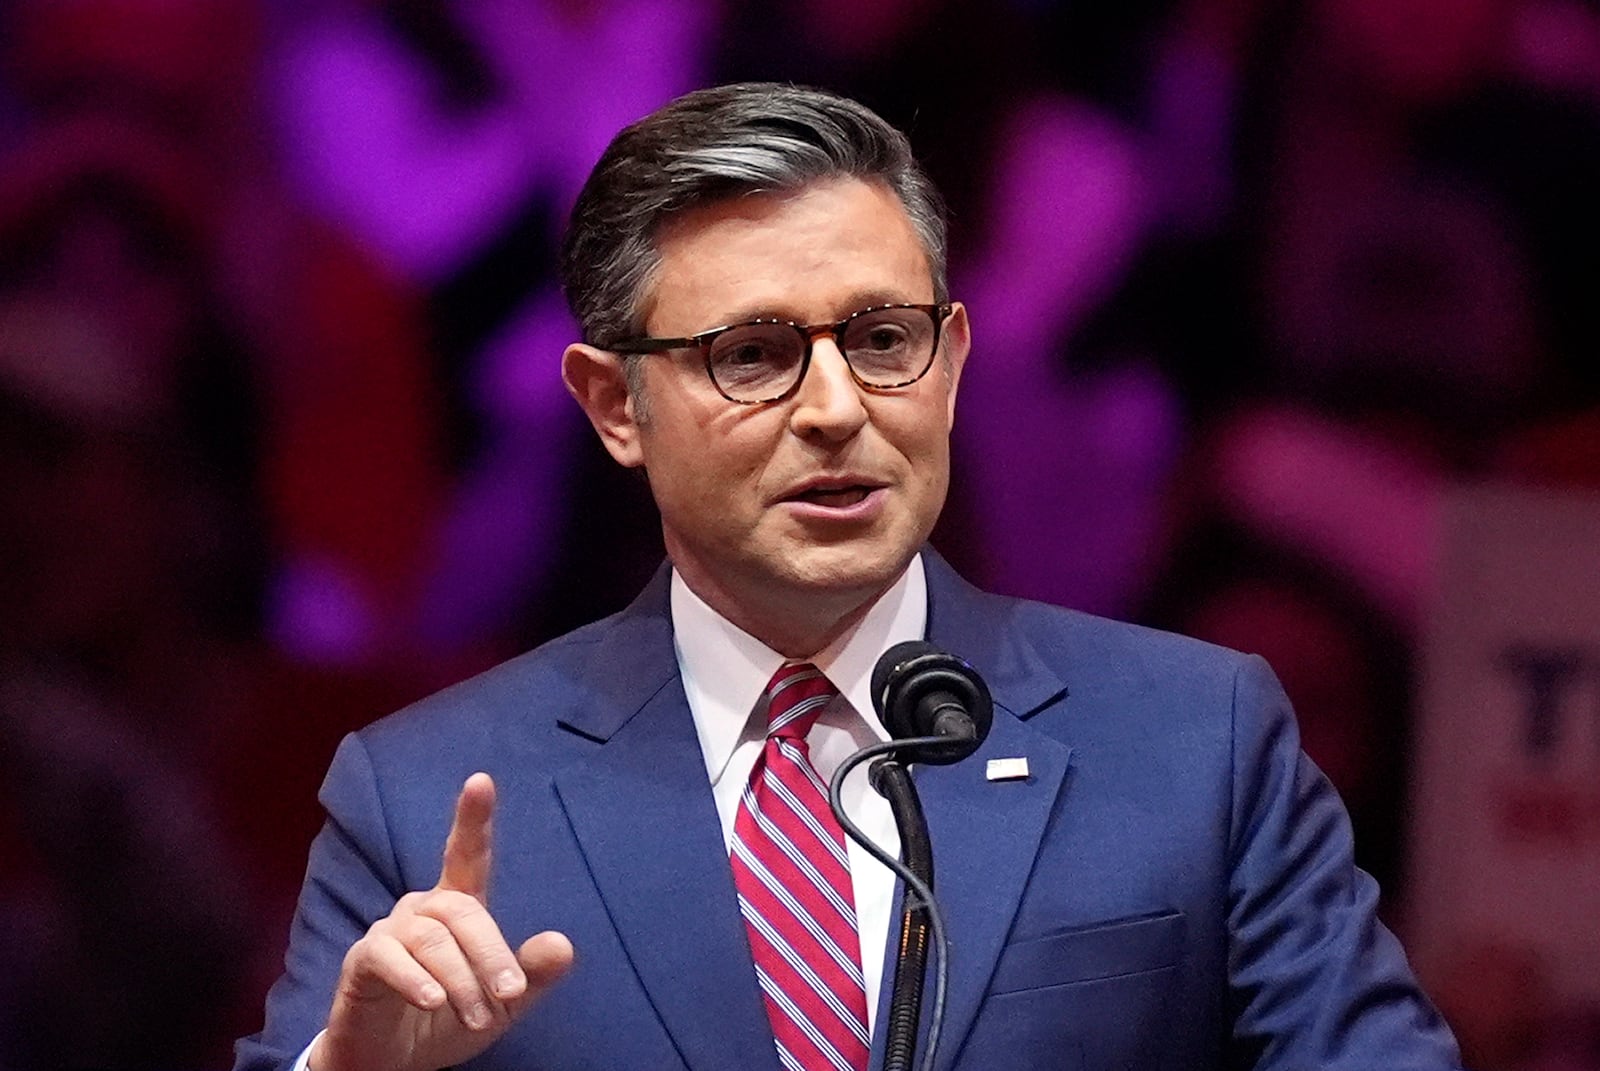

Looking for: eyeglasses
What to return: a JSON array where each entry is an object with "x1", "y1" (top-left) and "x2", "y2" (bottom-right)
[{"x1": 609, "y1": 302, "x2": 954, "y2": 405}]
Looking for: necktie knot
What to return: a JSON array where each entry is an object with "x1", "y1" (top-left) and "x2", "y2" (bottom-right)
[{"x1": 764, "y1": 662, "x2": 835, "y2": 742}]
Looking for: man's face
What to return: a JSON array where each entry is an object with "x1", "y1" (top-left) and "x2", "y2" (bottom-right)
[{"x1": 585, "y1": 177, "x2": 968, "y2": 648}]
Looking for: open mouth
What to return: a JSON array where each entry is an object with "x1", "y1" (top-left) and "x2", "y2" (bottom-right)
[{"x1": 790, "y1": 484, "x2": 876, "y2": 508}]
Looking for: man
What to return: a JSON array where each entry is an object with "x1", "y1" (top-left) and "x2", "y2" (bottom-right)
[{"x1": 236, "y1": 83, "x2": 1462, "y2": 1071}]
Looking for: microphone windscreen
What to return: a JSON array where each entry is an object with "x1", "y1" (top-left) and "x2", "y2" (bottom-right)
[{"x1": 871, "y1": 641, "x2": 994, "y2": 764}]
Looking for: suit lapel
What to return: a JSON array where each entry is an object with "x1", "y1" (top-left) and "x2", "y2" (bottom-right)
[
  {"x1": 908, "y1": 711, "x2": 1071, "y2": 1071},
  {"x1": 552, "y1": 570, "x2": 779, "y2": 1071},
  {"x1": 894, "y1": 553, "x2": 1076, "y2": 1071}
]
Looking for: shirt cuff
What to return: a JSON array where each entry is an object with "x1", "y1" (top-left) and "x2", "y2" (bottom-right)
[{"x1": 291, "y1": 1030, "x2": 324, "y2": 1071}]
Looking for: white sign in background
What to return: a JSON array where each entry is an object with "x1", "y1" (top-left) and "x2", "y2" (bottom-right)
[{"x1": 1409, "y1": 486, "x2": 1600, "y2": 1001}]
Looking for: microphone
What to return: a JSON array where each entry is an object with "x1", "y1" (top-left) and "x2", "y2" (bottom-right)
[
  {"x1": 870, "y1": 641, "x2": 994, "y2": 765},
  {"x1": 850, "y1": 641, "x2": 994, "y2": 1071}
]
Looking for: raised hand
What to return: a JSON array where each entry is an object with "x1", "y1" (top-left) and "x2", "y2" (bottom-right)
[{"x1": 309, "y1": 773, "x2": 573, "y2": 1071}]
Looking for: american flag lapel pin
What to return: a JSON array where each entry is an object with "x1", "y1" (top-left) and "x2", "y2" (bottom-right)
[{"x1": 985, "y1": 756, "x2": 1030, "y2": 782}]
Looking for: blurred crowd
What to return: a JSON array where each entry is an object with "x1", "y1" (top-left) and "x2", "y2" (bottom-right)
[{"x1": 0, "y1": 0, "x2": 1597, "y2": 1068}]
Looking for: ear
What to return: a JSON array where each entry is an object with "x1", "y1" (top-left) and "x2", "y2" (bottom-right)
[
  {"x1": 561, "y1": 343, "x2": 645, "y2": 468},
  {"x1": 941, "y1": 302, "x2": 971, "y2": 429}
]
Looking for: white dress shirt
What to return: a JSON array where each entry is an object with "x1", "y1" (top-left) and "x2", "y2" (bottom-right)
[{"x1": 672, "y1": 555, "x2": 923, "y2": 1034}]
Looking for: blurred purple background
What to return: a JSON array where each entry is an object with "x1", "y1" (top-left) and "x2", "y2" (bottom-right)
[{"x1": 1, "y1": 0, "x2": 1597, "y2": 1067}]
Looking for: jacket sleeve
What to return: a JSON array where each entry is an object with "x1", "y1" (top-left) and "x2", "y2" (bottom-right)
[
  {"x1": 1224, "y1": 654, "x2": 1462, "y2": 1069},
  {"x1": 233, "y1": 733, "x2": 406, "y2": 1071}
]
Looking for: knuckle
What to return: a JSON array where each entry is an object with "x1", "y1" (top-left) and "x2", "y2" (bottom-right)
[
  {"x1": 340, "y1": 937, "x2": 370, "y2": 977},
  {"x1": 339, "y1": 933, "x2": 411, "y2": 996},
  {"x1": 418, "y1": 888, "x2": 483, "y2": 923},
  {"x1": 345, "y1": 928, "x2": 391, "y2": 967},
  {"x1": 365, "y1": 911, "x2": 404, "y2": 941},
  {"x1": 404, "y1": 915, "x2": 456, "y2": 956},
  {"x1": 395, "y1": 890, "x2": 430, "y2": 912}
]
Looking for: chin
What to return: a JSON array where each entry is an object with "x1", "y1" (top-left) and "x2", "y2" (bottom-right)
[{"x1": 775, "y1": 543, "x2": 910, "y2": 599}]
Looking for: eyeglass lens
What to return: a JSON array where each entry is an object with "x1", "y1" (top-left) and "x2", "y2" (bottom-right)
[{"x1": 706, "y1": 307, "x2": 938, "y2": 400}]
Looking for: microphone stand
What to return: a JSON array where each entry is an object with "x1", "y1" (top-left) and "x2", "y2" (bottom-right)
[
  {"x1": 830, "y1": 737, "x2": 951, "y2": 1071},
  {"x1": 870, "y1": 759, "x2": 933, "y2": 1071}
]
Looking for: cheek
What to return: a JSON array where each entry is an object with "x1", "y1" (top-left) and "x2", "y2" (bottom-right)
[
  {"x1": 649, "y1": 423, "x2": 769, "y2": 518},
  {"x1": 891, "y1": 399, "x2": 956, "y2": 466},
  {"x1": 708, "y1": 414, "x2": 792, "y2": 490}
]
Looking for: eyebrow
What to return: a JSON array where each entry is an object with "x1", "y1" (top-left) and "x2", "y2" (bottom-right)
[{"x1": 707, "y1": 290, "x2": 929, "y2": 330}]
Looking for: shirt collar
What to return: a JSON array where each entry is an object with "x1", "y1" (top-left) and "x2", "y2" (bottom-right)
[{"x1": 671, "y1": 555, "x2": 928, "y2": 784}]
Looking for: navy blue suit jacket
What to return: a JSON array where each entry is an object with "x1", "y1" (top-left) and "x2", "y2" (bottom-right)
[{"x1": 236, "y1": 554, "x2": 1461, "y2": 1070}]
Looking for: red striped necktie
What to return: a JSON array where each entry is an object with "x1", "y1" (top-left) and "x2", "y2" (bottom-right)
[{"x1": 731, "y1": 662, "x2": 871, "y2": 1071}]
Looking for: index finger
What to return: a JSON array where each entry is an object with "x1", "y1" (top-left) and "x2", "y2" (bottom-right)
[{"x1": 438, "y1": 772, "x2": 495, "y2": 902}]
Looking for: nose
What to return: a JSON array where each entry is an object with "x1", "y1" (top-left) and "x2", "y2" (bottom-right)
[{"x1": 789, "y1": 333, "x2": 868, "y2": 441}]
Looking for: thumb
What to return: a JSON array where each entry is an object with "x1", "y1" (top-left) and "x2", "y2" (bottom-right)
[{"x1": 502, "y1": 931, "x2": 575, "y2": 1019}]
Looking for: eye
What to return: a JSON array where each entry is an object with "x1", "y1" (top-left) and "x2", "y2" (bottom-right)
[
  {"x1": 845, "y1": 310, "x2": 920, "y2": 353},
  {"x1": 719, "y1": 341, "x2": 771, "y2": 367},
  {"x1": 707, "y1": 323, "x2": 802, "y2": 390},
  {"x1": 861, "y1": 323, "x2": 911, "y2": 352}
]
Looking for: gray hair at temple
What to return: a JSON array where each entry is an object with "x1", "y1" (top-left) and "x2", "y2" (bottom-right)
[{"x1": 561, "y1": 82, "x2": 949, "y2": 357}]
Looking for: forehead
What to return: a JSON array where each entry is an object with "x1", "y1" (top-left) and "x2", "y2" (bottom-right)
[{"x1": 641, "y1": 178, "x2": 934, "y2": 333}]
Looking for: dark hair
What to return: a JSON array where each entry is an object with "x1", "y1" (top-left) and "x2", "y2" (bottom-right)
[{"x1": 561, "y1": 82, "x2": 948, "y2": 350}]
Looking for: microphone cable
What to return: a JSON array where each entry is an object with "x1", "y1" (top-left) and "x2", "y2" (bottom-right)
[{"x1": 829, "y1": 736, "x2": 951, "y2": 1071}]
